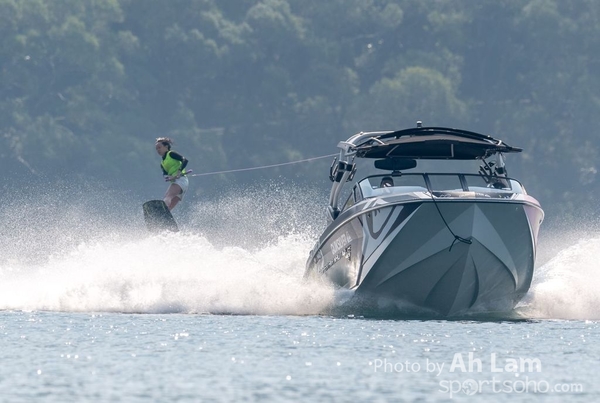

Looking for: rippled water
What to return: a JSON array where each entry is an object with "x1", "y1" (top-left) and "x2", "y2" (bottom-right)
[
  {"x1": 1, "y1": 313, "x2": 597, "y2": 401},
  {"x1": 1, "y1": 187, "x2": 599, "y2": 401}
]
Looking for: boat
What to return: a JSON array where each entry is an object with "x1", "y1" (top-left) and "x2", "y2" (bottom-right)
[{"x1": 304, "y1": 123, "x2": 544, "y2": 316}]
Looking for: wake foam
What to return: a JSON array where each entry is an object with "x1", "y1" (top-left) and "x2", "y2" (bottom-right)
[
  {"x1": 522, "y1": 234, "x2": 600, "y2": 321},
  {"x1": 0, "y1": 181, "x2": 338, "y2": 315},
  {"x1": 0, "y1": 232, "x2": 335, "y2": 315}
]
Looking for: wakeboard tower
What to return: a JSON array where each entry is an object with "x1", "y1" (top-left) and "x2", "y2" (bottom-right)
[{"x1": 143, "y1": 200, "x2": 179, "y2": 232}]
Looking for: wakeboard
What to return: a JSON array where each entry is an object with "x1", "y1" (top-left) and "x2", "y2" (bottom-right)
[{"x1": 143, "y1": 200, "x2": 179, "y2": 232}]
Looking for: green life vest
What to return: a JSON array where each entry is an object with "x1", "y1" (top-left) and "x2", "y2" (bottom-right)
[{"x1": 161, "y1": 151, "x2": 186, "y2": 176}]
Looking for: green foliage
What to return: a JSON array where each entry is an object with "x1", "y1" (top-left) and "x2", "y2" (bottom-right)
[{"x1": 347, "y1": 66, "x2": 467, "y2": 130}]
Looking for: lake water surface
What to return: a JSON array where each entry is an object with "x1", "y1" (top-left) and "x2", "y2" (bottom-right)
[{"x1": 0, "y1": 312, "x2": 597, "y2": 401}]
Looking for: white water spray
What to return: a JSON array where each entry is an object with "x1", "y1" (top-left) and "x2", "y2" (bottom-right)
[
  {"x1": 0, "y1": 182, "x2": 336, "y2": 315},
  {"x1": 0, "y1": 232, "x2": 336, "y2": 314},
  {"x1": 523, "y1": 229, "x2": 600, "y2": 320}
]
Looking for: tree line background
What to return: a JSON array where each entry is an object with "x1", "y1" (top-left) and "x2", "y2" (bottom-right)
[{"x1": 2, "y1": 0, "x2": 599, "y2": 219}]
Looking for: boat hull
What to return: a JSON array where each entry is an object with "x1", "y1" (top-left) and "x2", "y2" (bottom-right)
[{"x1": 305, "y1": 198, "x2": 544, "y2": 316}]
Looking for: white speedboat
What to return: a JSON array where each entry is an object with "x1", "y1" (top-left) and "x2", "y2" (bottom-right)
[{"x1": 304, "y1": 123, "x2": 544, "y2": 316}]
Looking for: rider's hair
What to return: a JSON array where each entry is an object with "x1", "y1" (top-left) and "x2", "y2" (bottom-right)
[{"x1": 155, "y1": 137, "x2": 173, "y2": 150}]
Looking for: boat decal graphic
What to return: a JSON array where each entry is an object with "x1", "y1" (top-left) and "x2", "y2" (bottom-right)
[
  {"x1": 319, "y1": 245, "x2": 351, "y2": 274},
  {"x1": 384, "y1": 203, "x2": 421, "y2": 240},
  {"x1": 366, "y1": 206, "x2": 398, "y2": 239},
  {"x1": 331, "y1": 231, "x2": 352, "y2": 256}
]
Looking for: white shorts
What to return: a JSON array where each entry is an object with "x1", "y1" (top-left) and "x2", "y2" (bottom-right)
[{"x1": 170, "y1": 175, "x2": 189, "y2": 200}]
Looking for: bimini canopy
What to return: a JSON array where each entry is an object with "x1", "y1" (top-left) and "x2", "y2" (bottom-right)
[{"x1": 347, "y1": 127, "x2": 522, "y2": 160}]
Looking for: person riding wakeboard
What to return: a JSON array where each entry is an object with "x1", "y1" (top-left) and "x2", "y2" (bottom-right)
[{"x1": 155, "y1": 137, "x2": 189, "y2": 210}]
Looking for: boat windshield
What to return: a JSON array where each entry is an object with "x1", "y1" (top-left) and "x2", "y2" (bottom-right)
[
  {"x1": 358, "y1": 174, "x2": 428, "y2": 198},
  {"x1": 357, "y1": 173, "x2": 525, "y2": 199}
]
